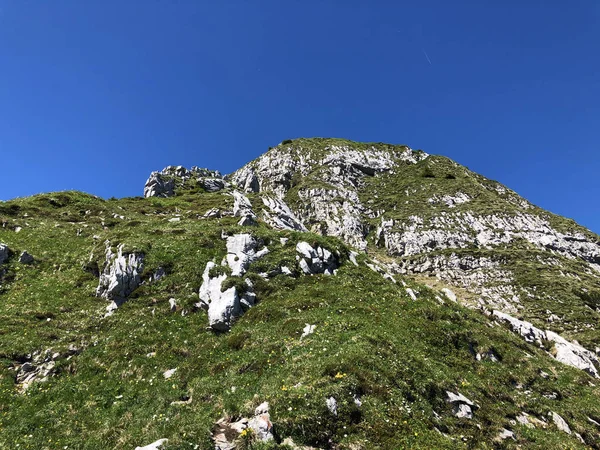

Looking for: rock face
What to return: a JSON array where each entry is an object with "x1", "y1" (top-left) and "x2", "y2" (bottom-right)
[
  {"x1": 144, "y1": 165, "x2": 224, "y2": 198},
  {"x1": 198, "y1": 234, "x2": 267, "y2": 331},
  {"x1": 96, "y1": 242, "x2": 144, "y2": 313},
  {"x1": 296, "y1": 241, "x2": 339, "y2": 275},
  {"x1": 231, "y1": 140, "x2": 428, "y2": 250},
  {"x1": 225, "y1": 234, "x2": 268, "y2": 277},
  {"x1": 232, "y1": 191, "x2": 257, "y2": 226},
  {"x1": 446, "y1": 391, "x2": 477, "y2": 419},
  {"x1": 213, "y1": 402, "x2": 274, "y2": 449},
  {"x1": 493, "y1": 310, "x2": 600, "y2": 377},
  {"x1": 262, "y1": 196, "x2": 307, "y2": 231}
]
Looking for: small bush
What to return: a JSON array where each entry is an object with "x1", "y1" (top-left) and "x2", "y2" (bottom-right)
[
  {"x1": 281, "y1": 139, "x2": 293, "y2": 145},
  {"x1": 209, "y1": 265, "x2": 231, "y2": 278},
  {"x1": 421, "y1": 167, "x2": 435, "y2": 178}
]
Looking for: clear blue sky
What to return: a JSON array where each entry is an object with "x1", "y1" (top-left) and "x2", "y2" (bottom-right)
[{"x1": 1, "y1": 1, "x2": 599, "y2": 232}]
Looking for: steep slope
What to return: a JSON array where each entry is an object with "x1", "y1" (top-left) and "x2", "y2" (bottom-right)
[
  {"x1": 231, "y1": 138, "x2": 600, "y2": 351},
  {"x1": 0, "y1": 139, "x2": 599, "y2": 449}
]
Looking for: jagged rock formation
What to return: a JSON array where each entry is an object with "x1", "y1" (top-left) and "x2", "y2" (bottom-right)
[
  {"x1": 4, "y1": 138, "x2": 600, "y2": 448},
  {"x1": 144, "y1": 165, "x2": 225, "y2": 198},
  {"x1": 493, "y1": 310, "x2": 599, "y2": 377},
  {"x1": 96, "y1": 242, "x2": 144, "y2": 314},
  {"x1": 213, "y1": 402, "x2": 274, "y2": 449},
  {"x1": 296, "y1": 241, "x2": 339, "y2": 275}
]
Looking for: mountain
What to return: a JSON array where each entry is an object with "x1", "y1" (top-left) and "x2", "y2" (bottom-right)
[{"x1": 1, "y1": 138, "x2": 599, "y2": 449}]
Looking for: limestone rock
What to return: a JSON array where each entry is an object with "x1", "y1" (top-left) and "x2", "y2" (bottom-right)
[
  {"x1": 96, "y1": 242, "x2": 144, "y2": 313},
  {"x1": 296, "y1": 242, "x2": 339, "y2": 275},
  {"x1": 262, "y1": 196, "x2": 307, "y2": 231},
  {"x1": 213, "y1": 402, "x2": 274, "y2": 449},
  {"x1": 326, "y1": 396, "x2": 338, "y2": 415},
  {"x1": 550, "y1": 412, "x2": 571, "y2": 434},
  {"x1": 135, "y1": 439, "x2": 168, "y2": 450},
  {"x1": 225, "y1": 233, "x2": 269, "y2": 277},
  {"x1": 545, "y1": 330, "x2": 599, "y2": 378},
  {"x1": 446, "y1": 391, "x2": 477, "y2": 419},
  {"x1": 144, "y1": 165, "x2": 223, "y2": 198},
  {"x1": 494, "y1": 310, "x2": 600, "y2": 377},
  {"x1": 441, "y1": 288, "x2": 457, "y2": 302},
  {"x1": 492, "y1": 311, "x2": 546, "y2": 345},
  {"x1": 201, "y1": 177, "x2": 226, "y2": 192},
  {"x1": 233, "y1": 191, "x2": 257, "y2": 226}
]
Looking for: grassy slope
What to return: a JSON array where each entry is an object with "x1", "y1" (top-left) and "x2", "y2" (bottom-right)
[{"x1": 0, "y1": 191, "x2": 599, "y2": 449}]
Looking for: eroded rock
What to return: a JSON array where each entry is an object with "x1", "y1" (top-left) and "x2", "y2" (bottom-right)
[
  {"x1": 296, "y1": 242, "x2": 339, "y2": 275},
  {"x1": 446, "y1": 391, "x2": 477, "y2": 419},
  {"x1": 213, "y1": 402, "x2": 274, "y2": 449},
  {"x1": 0, "y1": 244, "x2": 10, "y2": 265},
  {"x1": 18, "y1": 251, "x2": 34, "y2": 264},
  {"x1": 96, "y1": 242, "x2": 144, "y2": 314}
]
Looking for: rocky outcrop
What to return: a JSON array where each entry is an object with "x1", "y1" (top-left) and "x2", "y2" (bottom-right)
[
  {"x1": 198, "y1": 234, "x2": 267, "y2": 331},
  {"x1": 446, "y1": 391, "x2": 477, "y2": 419},
  {"x1": 144, "y1": 166, "x2": 224, "y2": 198},
  {"x1": 213, "y1": 402, "x2": 274, "y2": 449},
  {"x1": 231, "y1": 141, "x2": 428, "y2": 250},
  {"x1": 96, "y1": 242, "x2": 144, "y2": 315},
  {"x1": 262, "y1": 196, "x2": 307, "y2": 231},
  {"x1": 296, "y1": 242, "x2": 339, "y2": 275},
  {"x1": 232, "y1": 191, "x2": 257, "y2": 226},
  {"x1": 15, "y1": 345, "x2": 80, "y2": 392},
  {"x1": 493, "y1": 310, "x2": 600, "y2": 377},
  {"x1": 225, "y1": 234, "x2": 268, "y2": 277}
]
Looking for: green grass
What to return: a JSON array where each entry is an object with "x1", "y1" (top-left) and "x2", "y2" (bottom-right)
[{"x1": 0, "y1": 190, "x2": 599, "y2": 449}]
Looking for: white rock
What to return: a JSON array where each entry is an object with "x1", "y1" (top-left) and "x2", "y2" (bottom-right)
[
  {"x1": 262, "y1": 196, "x2": 307, "y2": 231},
  {"x1": 406, "y1": 288, "x2": 417, "y2": 301},
  {"x1": 301, "y1": 324, "x2": 316, "y2": 338},
  {"x1": 135, "y1": 438, "x2": 168, "y2": 450},
  {"x1": 168, "y1": 298, "x2": 177, "y2": 312},
  {"x1": 326, "y1": 397, "x2": 337, "y2": 415},
  {"x1": 441, "y1": 288, "x2": 457, "y2": 302},
  {"x1": 550, "y1": 411, "x2": 571, "y2": 434},
  {"x1": 96, "y1": 242, "x2": 144, "y2": 309},
  {"x1": 163, "y1": 368, "x2": 177, "y2": 379}
]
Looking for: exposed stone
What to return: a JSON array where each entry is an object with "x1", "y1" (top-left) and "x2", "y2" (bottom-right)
[
  {"x1": 201, "y1": 177, "x2": 226, "y2": 192},
  {"x1": 495, "y1": 428, "x2": 514, "y2": 441},
  {"x1": 135, "y1": 439, "x2": 168, "y2": 450},
  {"x1": 405, "y1": 288, "x2": 417, "y2": 301},
  {"x1": 493, "y1": 310, "x2": 600, "y2": 377},
  {"x1": 326, "y1": 397, "x2": 338, "y2": 415},
  {"x1": 163, "y1": 368, "x2": 177, "y2": 379},
  {"x1": 296, "y1": 242, "x2": 339, "y2": 275},
  {"x1": 96, "y1": 242, "x2": 144, "y2": 314},
  {"x1": 144, "y1": 165, "x2": 223, "y2": 198},
  {"x1": 233, "y1": 191, "x2": 257, "y2": 226},
  {"x1": 168, "y1": 298, "x2": 177, "y2": 312},
  {"x1": 18, "y1": 251, "x2": 34, "y2": 265},
  {"x1": 446, "y1": 391, "x2": 476, "y2": 419},
  {"x1": 213, "y1": 402, "x2": 273, "y2": 449},
  {"x1": 262, "y1": 196, "x2": 307, "y2": 231},
  {"x1": 301, "y1": 324, "x2": 316, "y2": 338},
  {"x1": 550, "y1": 411, "x2": 571, "y2": 434},
  {"x1": 441, "y1": 288, "x2": 457, "y2": 302},
  {"x1": 225, "y1": 234, "x2": 269, "y2": 277}
]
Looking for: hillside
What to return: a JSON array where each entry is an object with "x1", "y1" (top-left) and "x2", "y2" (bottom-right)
[{"x1": 1, "y1": 138, "x2": 599, "y2": 449}]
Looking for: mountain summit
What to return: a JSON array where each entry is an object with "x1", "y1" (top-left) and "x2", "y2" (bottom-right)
[{"x1": 1, "y1": 138, "x2": 599, "y2": 449}]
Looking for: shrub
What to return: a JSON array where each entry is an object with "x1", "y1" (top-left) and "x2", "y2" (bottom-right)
[{"x1": 421, "y1": 167, "x2": 435, "y2": 178}]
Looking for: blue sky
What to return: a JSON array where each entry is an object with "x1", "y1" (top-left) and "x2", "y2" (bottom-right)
[{"x1": 1, "y1": 1, "x2": 599, "y2": 232}]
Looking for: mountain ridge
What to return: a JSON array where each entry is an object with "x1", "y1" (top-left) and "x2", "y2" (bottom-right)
[{"x1": 1, "y1": 137, "x2": 599, "y2": 449}]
